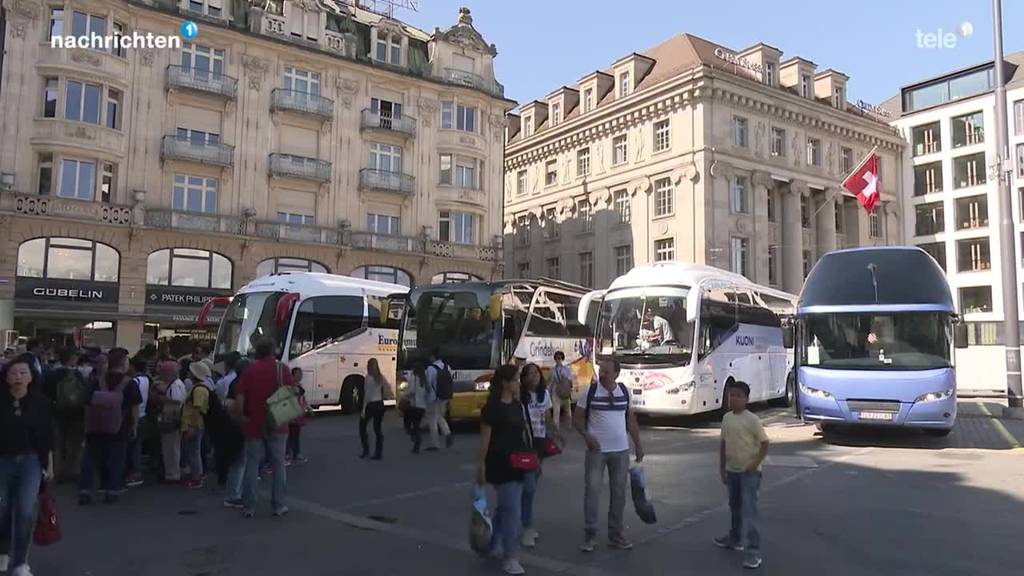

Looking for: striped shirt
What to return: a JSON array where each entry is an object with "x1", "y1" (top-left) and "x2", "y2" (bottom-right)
[{"x1": 576, "y1": 382, "x2": 630, "y2": 453}]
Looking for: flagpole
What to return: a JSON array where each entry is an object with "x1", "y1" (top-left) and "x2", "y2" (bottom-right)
[{"x1": 811, "y1": 145, "x2": 879, "y2": 218}]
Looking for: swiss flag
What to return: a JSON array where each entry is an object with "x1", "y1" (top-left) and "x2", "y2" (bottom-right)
[{"x1": 842, "y1": 153, "x2": 880, "y2": 213}]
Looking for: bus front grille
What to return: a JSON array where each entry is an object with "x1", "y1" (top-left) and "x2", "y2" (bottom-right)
[{"x1": 846, "y1": 400, "x2": 901, "y2": 413}]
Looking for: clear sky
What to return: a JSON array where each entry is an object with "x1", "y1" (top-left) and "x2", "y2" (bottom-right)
[{"x1": 399, "y1": 0, "x2": 1024, "y2": 111}]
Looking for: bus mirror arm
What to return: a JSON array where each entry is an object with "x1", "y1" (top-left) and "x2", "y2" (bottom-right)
[
  {"x1": 782, "y1": 324, "x2": 795, "y2": 349},
  {"x1": 953, "y1": 322, "x2": 969, "y2": 349}
]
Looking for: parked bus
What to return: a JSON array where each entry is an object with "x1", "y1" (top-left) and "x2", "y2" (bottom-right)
[
  {"x1": 793, "y1": 247, "x2": 967, "y2": 435},
  {"x1": 396, "y1": 279, "x2": 593, "y2": 421},
  {"x1": 579, "y1": 262, "x2": 797, "y2": 416},
  {"x1": 202, "y1": 272, "x2": 408, "y2": 412}
]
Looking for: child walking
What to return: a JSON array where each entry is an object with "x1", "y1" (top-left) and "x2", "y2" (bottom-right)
[
  {"x1": 286, "y1": 367, "x2": 308, "y2": 465},
  {"x1": 715, "y1": 380, "x2": 769, "y2": 570}
]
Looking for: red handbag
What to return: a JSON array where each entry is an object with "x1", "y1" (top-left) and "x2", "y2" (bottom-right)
[
  {"x1": 542, "y1": 438, "x2": 562, "y2": 457},
  {"x1": 509, "y1": 451, "x2": 540, "y2": 471},
  {"x1": 34, "y1": 488, "x2": 61, "y2": 546}
]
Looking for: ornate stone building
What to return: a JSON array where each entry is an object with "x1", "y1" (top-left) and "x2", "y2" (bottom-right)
[
  {"x1": 503, "y1": 34, "x2": 905, "y2": 292},
  {"x1": 0, "y1": 0, "x2": 511, "y2": 351}
]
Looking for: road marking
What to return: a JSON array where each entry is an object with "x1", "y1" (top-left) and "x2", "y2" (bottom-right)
[{"x1": 977, "y1": 404, "x2": 1021, "y2": 449}]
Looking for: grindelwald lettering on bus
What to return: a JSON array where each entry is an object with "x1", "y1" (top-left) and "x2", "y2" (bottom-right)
[
  {"x1": 518, "y1": 337, "x2": 589, "y2": 363},
  {"x1": 51, "y1": 32, "x2": 182, "y2": 50}
]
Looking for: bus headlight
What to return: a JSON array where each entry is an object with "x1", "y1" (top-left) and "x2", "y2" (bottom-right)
[
  {"x1": 915, "y1": 389, "x2": 954, "y2": 403},
  {"x1": 799, "y1": 384, "x2": 833, "y2": 400}
]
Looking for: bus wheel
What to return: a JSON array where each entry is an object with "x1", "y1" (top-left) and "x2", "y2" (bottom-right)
[
  {"x1": 773, "y1": 373, "x2": 795, "y2": 408},
  {"x1": 340, "y1": 376, "x2": 363, "y2": 414}
]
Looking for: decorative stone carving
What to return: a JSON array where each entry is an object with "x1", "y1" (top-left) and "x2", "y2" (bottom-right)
[
  {"x1": 139, "y1": 48, "x2": 156, "y2": 67},
  {"x1": 242, "y1": 55, "x2": 269, "y2": 91},
  {"x1": 628, "y1": 177, "x2": 651, "y2": 197},
  {"x1": 418, "y1": 98, "x2": 437, "y2": 128},
  {"x1": 5, "y1": 0, "x2": 40, "y2": 39},
  {"x1": 70, "y1": 50, "x2": 103, "y2": 67},
  {"x1": 340, "y1": 95, "x2": 353, "y2": 110},
  {"x1": 789, "y1": 180, "x2": 810, "y2": 197},
  {"x1": 751, "y1": 170, "x2": 772, "y2": 190},
  {"x1": 338, "y1": 77, "x2": 360, "y2": 95},
  {"x1": 791, "y1": 132, "x2": 801, "y2": 167},
  {"x1": 712, "y1": 160, "x2": 735, "y2": 180},
  {"x1": 435, "y1": 7, "x2": 497, "y2": 56},
  {"x1": 754, "y1": 121, "x2": 766, "y2": 158},
  {"x1": 825, "y1": 141, "x2": 836, "y2": 174}
]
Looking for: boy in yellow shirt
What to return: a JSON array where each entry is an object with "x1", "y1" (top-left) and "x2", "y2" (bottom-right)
[
  {"x1": 181, "y1": 361, "x2": 212, "y2": 489},
  {"x1": 715, "y1": 381, "x2": 769, "y2": 569}
]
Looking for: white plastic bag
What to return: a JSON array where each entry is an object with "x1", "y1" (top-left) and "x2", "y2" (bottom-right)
[
  {"x1": 630, "y1": 465, "x2": 657, "y2": 524},
  {"x1": 469, "y1": 485, "x2": 493, "y2": 555}
]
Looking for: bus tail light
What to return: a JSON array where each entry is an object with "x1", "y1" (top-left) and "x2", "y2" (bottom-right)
[
  {"x1": 275, "y1": 292, "x2": 300, "y2": 328},
  {"x1": 197, "y1": 296, "x2": 233, "y2": 328}
]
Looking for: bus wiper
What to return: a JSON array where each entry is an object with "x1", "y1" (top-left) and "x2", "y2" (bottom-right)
[{"x1": 867, "y1": 263, "x2": 879, "y2": 304}]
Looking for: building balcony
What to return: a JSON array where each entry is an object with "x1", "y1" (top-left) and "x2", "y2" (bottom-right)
[
  {"x1": 427, "y1": 240, "x2": 501, "y2": 262},
  {"x1": 359, "y1": 169, "x2": 415, "y2": 195},
  {"x1": 144, "y1": 208, "x2": 245, "y2": 235},
  {"x1": 165, "y1": 65, "x2": 238, "y2": 99},
  {"x1": 160, "y1": 136, "x2": 234, "y2": 168},
  {"x1": 347, "y1": 232, "x2": 425, "y2": 253},
  {"x1": 360, "y1": 109, "x2": 417, "y2": 138},
  {"x1": 271, "y1": 89, "x2": 334, "y2": 120},
  {"x1": 255, "y1": 220, "x2": 342, "y2": 245},
  {"x1": 0, "y1": 190, "x2": 134, "y2": 226},
  {"x1": 269, "y1": 154, "x2": 331, "y2": 183},
  {"x1": 436, "y1": 67, "x2": 504, "y2": 98}
]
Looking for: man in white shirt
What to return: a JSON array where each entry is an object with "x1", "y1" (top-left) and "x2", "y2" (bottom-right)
[
  {"x1": 424, "y1": 348, "x2": 453, "y2": 451},
  {"x1": 573, "y1": 358, "x2": 645, "y2": 553},
  {"x1": 215, "y1": 352, "x2": 241, "y2": 400},
  {"x1": 126, "y1": 356, "x2": 151, "y2": 487}
]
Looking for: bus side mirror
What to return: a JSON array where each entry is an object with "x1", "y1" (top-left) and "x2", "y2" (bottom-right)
[
  {"x1": 954, "y1": 324, "x2": 968, "y2": 349},
  {"x1": 782, "y1": 325, "x2": 794, "y2": 349}
]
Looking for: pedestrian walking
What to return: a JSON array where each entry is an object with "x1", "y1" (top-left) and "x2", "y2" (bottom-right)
[
  {"x1": 573, "y1": 358, "x2": 644, "y2": 552},
  {"x1": 0, "y1": 357, "x2": 54, "y2": 576},
  {"x1": 181, "y1": 361, "x2": 213, "y2": 489},
  {"x1": 549, "y1": 351, "x2": 574, "y2": 432},
  {"x1": 476, "y1": 364, "x2": 530, "y2": 575},
  {"x1": 425, "y1": 348, "x2": 453, "y2": 451},
  {"x1": 402, "y1": 362, "x2": 429, "y2": 454},
  {"x1": 285, "y1": 367, "x2": 307, "y2": 465},
  {"x1": 78, "y1": 349, "x2": 141, "y2": 505},
  {"x1": 236, "y1": 337, "x2": 292, "y2": 518},
  {"x1": 43, "y1": 347, "x2": 85, "y2": 483},
  {"x1": 519, "y1": 363, "x2": 555, "y2": 549},
  {"x1": 214, "y1": 352, "x2": 241, "y2": 401},
  {"x1": 220, "y1": 358, "x2": 249, "y2": 509},
  {"x1": 125, "y1": 357, "x2": 151, "y2": 487},
  {"x1": 156, "y1": 361, "x2": 186, "y2": 483},
  {"x1": 714, "y1": 380, "x2": 769, "y2": 570},
  {"x1": 359, "y1": 358, "x2": 388, "y2": 460}
]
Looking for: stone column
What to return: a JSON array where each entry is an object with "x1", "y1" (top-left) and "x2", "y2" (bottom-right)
[
  {"x1": 751, "y1": 171, "x2": 773, "y2": 284},
  {"x1": 815, "y1": 188, "x2": 838, "y2": 256},
  {"x1": 781, "y1": 181, "x2": 805, "y2": 293},
  {"x1": 0, "y1": 298, "x2": 13, "y2": 345},
  {"x1": 115, "y1": 319, "x2": 144, "y2": 355}
]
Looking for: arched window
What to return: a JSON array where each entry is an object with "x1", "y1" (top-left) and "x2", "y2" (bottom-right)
[
  {"x1": 16, "y1": 237, "x2": 120, "y2": 282},
  {"x1": 351, "y1": 265, "x2": 412, "y2": 287},
  {"x1": 147, "y1": 248, "x2": 232, "y2": 289},
  {"x1": 256, "y1": 258, "x2": 329, "y2": 278},
  {"x1": 431, "y1": 272, "x2": 482, "y2": 284}
]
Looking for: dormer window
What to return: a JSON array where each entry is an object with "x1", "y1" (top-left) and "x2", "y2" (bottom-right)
[
  {"x1": 188, "y1": 0, "x2": 224, "y2": 18},
  {"x1": 619, "y1": 71, "x2": 631, "y2": 98},
  {"x1": 582, "y1": 87, "x2": 594, "y2": 113},
  {"x1": 286, "y1": 1, "x2": 320, "y2": 41},
  {"x1": 551, "y1": 102, "x2": 561, "y2": 126},
  {"x1": 375, "y1": 32, "x2": 402, "y2": 65},
  {"x1": 832, "y1": 86, "x2": 845, "y2": 109},
  {"x1": 801, "y1": 74, "x2": 812, "y2": 98},
  {"x1": 764, "y1": 62, "x2": 776, "y2": 86},
  {"x1": 523, "y1": 114, "x2": 533, "y2": 137}
]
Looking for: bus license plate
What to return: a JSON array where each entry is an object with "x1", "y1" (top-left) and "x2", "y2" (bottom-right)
[{"x1": 858, "y1": 411, "x2": 893, "y2": 421}]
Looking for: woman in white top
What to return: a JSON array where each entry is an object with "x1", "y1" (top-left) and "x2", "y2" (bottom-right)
[
  {"x1": 519, "y1": 363, "x2": 555, "y2": 549},
  {"x1": 360, "y1": 358, "x2": 389, "y2": 460}
]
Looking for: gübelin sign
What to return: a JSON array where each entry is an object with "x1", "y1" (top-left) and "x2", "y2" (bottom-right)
[{"x1": 15, "y1": 277, "x2": 119, "y2": 305}]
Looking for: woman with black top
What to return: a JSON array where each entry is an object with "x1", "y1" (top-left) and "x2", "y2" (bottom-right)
[
  {"x1": 0, "y1": 357, "x2": 54, "y2": 576},
  {"x1": 476, "y1": 364, "x2": 529, "y2": 575}
]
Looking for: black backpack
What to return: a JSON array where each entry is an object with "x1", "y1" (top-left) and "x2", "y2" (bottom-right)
[
  {"x1": 584, "y1": 381, "x2": 631, "y2": 425},
  {"x1": 189, "y1": 383, "x2": 225, "y2": 430},
  {"x1": 433, "y1": 362, "x2": 454, "y2": 401}
]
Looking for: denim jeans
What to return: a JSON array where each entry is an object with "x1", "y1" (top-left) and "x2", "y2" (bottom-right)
[
  {"x1": 226, "y1": 451, "x2": 245, "y2": 500},
  {"x1": 521, "y1": 467, "x2": 542, "y2": 530},
  {"x1": 53, "y1": 417, "x2": 84, "y2": 482},
  {"x1": 726, "y1": 471, "x2": 761, "y2": 551},
  {"x1": 160, "y1": 430, "x2": 182, "y2": 481},
  {"x1": 126, "y1": 434, "x2": 142, "y2": 480},
  {"x1": 242, "y1": 434, "x2": 287, "y2": 513},
  {"x1": 79, "y1": 434, "x2": 126, "y2": 494},
  {"x1": 286, "y1": 424, "x2": 302, "y2": 458},
  {"x1": 583, "y1": 449, "x2": 629, "y2": 539},
  {"x1": 0, "y1": 455, "x2": 43, "y2": 569},
  {"x1": 488, "y1": 480, "x2": 523, "y2": 560},
  {"x1": 184, "y1": 429, "x2": 205, "y2": 481}
]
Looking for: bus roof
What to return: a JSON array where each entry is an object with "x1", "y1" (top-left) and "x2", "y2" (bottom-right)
[
  {"x1": 236, "y1": 272, "x2": 409, "y2": 298},
  {"x1": 798, "y1": 247, "x2": 954, "y2": 313},
  {"x1": 409, "y1": 277, "x2": 589, "y2": 296},
  {"x1": 606, "y1": 262, "x2": 792, "y2": 297}
]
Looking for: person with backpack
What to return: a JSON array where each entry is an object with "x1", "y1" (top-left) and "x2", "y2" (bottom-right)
[
  {"x1": 402, "y1": 361, "x2": 429, "y2": 454},
  {"x1": 181, "y1": 361, "x2": 213, "y2": 489},
  {"x1": 425, "y1": 347, "x2": 453, "y2": 451},
  {"x1": 78, "y1": 349, "x2": 141, "y2": 505},
  {"x1": 43, "y1": 348, "x2": 86, "y2": 483},
  {"x1": 572, "y1": 358, "x2": 644, "y2": 553},
  {"x1": 550, "y1": 351, "x2": 574, "y2": 432},
  {"x1": 155, "y1": 361, "x2": 186, "y2": 484},
  {"x1": 125, "y1": 357, "x2": 151, "y2": 488}
]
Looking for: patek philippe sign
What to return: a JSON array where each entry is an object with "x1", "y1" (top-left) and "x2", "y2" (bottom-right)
[
  {"x1": 145, "y1": 286, "x2": 230, "y2": 325},
  {"x1": 15, "y1": 277, "x2": 120, "y2": 305}
]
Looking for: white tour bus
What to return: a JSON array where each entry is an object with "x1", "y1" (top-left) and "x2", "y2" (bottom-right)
[
  {"x1": 579, "y1": 262, "x2": 797, "y2": 416},
  {"x1": 203, "y1": 272, "x2": 408, "y2": 412}
]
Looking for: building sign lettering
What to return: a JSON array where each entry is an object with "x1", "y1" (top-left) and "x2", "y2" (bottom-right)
[
  {"x1": 15, "y1": 277, "x2": 120, "y2": 306},
  {"x1": 713, "y1": 48, "x2": 764, "y2": 79}
]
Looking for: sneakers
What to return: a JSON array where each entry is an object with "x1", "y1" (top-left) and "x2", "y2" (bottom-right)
[
  {"x1": 425, "y1": 446, "x2": 440, "y2": 452},
  {"x1": 292, "y1": 455, "x2": 307, "y2": 464},
  {"x1": 608, "y1": 535, "x2": 633, "y2": 550},
  {"x1": 743, "y1": 552, "x2": 763, "y2": 569},
  {"x1": 242, "y1": 509, "x2": 255, "y2": 519},
  {"x1": 521, "y1": 528, "x2": 538, "y2": 548},
  {"x1": 126, "y1": 477, "x2": 144, "y2": 488},
  {"x1": 12, "y1": 564, "x2": 34, "y2": 576},
  {"x1": 502, "y1": 559, "x2": 526, "y2": 575},
  {"x1": 579, "y1": 538, "x2": 597, "y2": 553},
  {"x1": 713, "y1": 535, "x2": 745, "y2": 551},
  {"x1": 223, "y1": 498, "x2": 244, "y2": 509},
  {"x1": 273, "y1": 506, "x2": 290, "y2": 517},
  {"x1": 186, "y1": 479, "x2": 204, "y2": 490}
]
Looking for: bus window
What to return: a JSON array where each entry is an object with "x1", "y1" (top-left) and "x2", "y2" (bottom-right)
[
  {"x1": 367, "y1": 295, "x2": 401, "y2": 330},
  {"x1": 527, "y1": 290, "x2": 590, "y2": 338},
  {"x1": 289, "y1": 295, "x2": 365, "y2": 358}
]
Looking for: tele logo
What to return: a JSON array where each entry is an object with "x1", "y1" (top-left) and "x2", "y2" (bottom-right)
[{"x1": 916, "y1": 21, "x2": 973, "y2": 49}]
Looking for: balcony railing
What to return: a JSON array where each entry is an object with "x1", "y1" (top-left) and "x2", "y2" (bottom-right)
[
  {"x1": 1, "y1": 191, "x2": 134, "y2": 226},
  {"x1": 437, "y1": 67, "x2": 504, "y2": 98},
  {"x1": 160, "y1": 136, "x2": 234, "y2": 168},
  {"x1": 347, "y1": 232, "x2": 425, "y2": 253},
  {"x1": 359, "y1": 169, "x2": 415, "y2": 195},
  {"x1": 255, "y1": 220, "x2": 342, "y2": 245},
  {"x1": 144, "y1": 209, "x2": 245, "y2": 235},
  {"x1": 269, "y1": 154, "x2": 331, "y2": 183},
  {"x1": 360, "y1": 109, "x2": 417, "y2": 137},
  {"x1": 271, "y1": 89, "x2": 334, "y2": 119},
  {"x1": 165, "y1": 65, "x2": 238, "y2": 99},
  {"x1": 427, "y1": 240, "x2": 501, "y2": 262}
]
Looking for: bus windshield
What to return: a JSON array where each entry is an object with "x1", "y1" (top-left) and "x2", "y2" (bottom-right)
[
  {"x1": 403, "y1": 290, "x2": 495, "y2": 370},
  {"x1": 801, "y1": 312, "x2": 952, "y2": 371},
  {"x1": 597, "y1": 290, "x2": 694, "y2": 365},
  {"x1": 214, "y1": 291, "x2": 283, "y2": 357}
]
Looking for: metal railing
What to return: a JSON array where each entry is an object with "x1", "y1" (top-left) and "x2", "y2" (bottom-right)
[
  {"x1": 160, "y1": 136, "x2": 234, "y2": 168},
  {"x1": 358, "y1": 168, "x2": 415, "y2": 195},
  {"x1": 255, "y1": 220, "x2": 342, "y2": 245},
  {"x1": 360, "y1": 109, "x2": 417, "y2": 137},
  {"x1": 165, "y1": 65, "x2": 238, "y2": 98},
  {"x1": 271, "y1": 89, "x2": 334, "y2": 119},
  {"x1": 268, "y1": 154, "x2": 331, "y2": 183},
  {"x1": 144, "y1": 209, "x2": 245, "y2": 235},
  {"x1": 437, "y1": 67, "x2": 504, "y2": 98},
  {"x1": 347, "y1": 232, "x2": 425, "y2": 253},
  {"x1": 1, "y1": 190, "x2": 134, "y2": 226}
]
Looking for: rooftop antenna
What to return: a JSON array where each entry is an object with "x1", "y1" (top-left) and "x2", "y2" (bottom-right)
[{"x1": 357, "y1": 0, "x2": 419, "y2": 19}]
